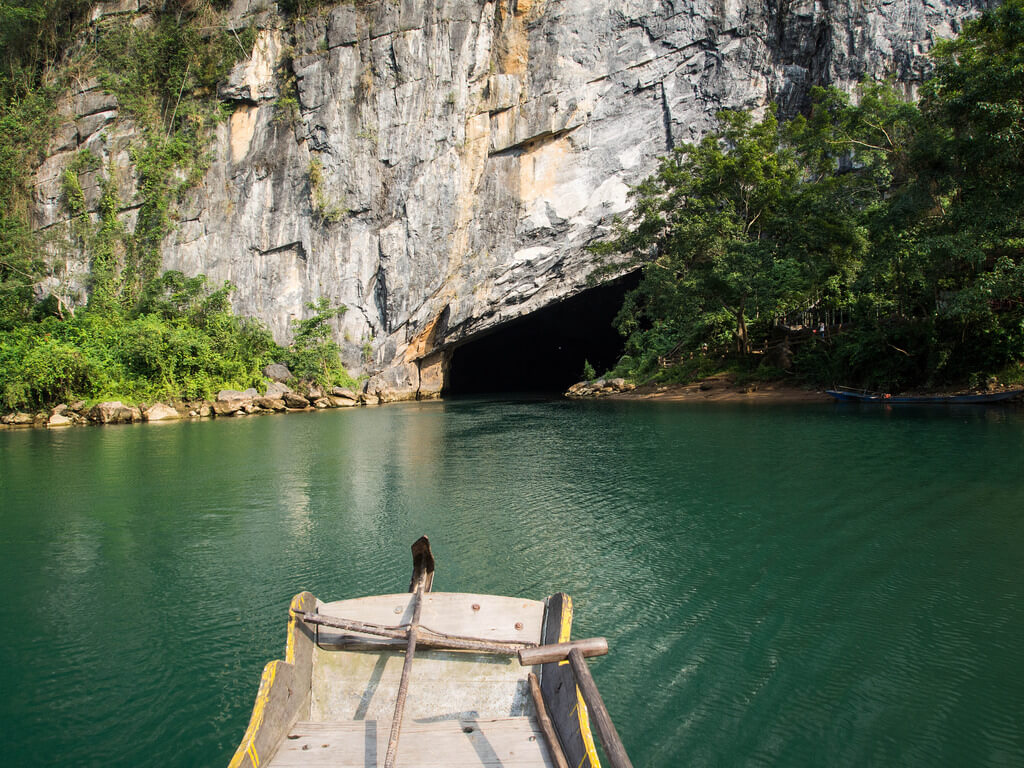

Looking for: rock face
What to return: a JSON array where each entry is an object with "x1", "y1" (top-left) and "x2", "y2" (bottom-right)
[
  {"x1": 32, "y1": 0, "x2": 985, "y2": 400},
  {"x1": 144, "y1": 403, "x2": 180, "y2": 422},
  {"x1": 89, "y1": 401, "x2": 139, "y2": 424}
]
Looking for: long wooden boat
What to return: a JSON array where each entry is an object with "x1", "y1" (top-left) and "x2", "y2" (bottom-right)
[
  {"x1": 826, "y1": 387, "x2": 1024, "y2": 404},
  {"x1": 228, "y1": 537, "x2": 632, "y2": 768}
]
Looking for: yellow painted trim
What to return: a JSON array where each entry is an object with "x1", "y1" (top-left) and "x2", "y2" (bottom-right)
[
  {"x1": 285, "y1": 598, "x2": 301, "y2": 664},
  {"x1": 227, "y1": 660, "x2": 279, "y2": 768},
  {"x1": 557, "y1": 595, "x2": 574, "y2": 664},
  {"x1": 558, "y1": 595, "x2": 601, "y2": 768}
]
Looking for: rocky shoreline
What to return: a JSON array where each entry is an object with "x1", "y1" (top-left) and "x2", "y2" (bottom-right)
[
  {"x1": 0, "y1": 364, "x2": 386, "y2": 430},
  {"x1": 565, "y1": 373, "x2": 832, "y2": 403}
]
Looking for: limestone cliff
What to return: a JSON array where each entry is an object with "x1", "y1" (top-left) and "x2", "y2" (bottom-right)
[{"x1": 32, "y1": 0, "x2": 986, "y2": 399}]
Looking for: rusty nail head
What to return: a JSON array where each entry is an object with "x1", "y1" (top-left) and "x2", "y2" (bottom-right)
[
  {"x1": 471, "y1": 603, "x2": 480, "y2": 611},
  {"x1": 515, "y1": 622, "x2": 523, "y2": 630}
]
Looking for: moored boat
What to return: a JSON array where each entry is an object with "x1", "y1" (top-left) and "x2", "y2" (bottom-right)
[
  {"x1": 826, "y1": 387, "x2": 1024, "y2": 404},
  {"x1": 228, "y1": 537, "x2": 631, "y2": 768}
]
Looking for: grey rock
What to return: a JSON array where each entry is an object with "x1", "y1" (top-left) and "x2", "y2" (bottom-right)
[
  {"x1": 89, "y1": 401, "x2": 137, "y2": 424},
  {"x1": 213, "y1": 399, "x2": 243, "y2": 416},
  {"x1": 263, "y1": 363, "x2": 292, "y2": 382},
  {"x1": 217, "y1": 388, "x2": 258, "y2": 401},
  {"x1": 74, "y1": 89, "x2": 118, "y2": 117},
  {"x1": 48, "y1": 413, "x2": 74, "y2": 427},
  {"x1": 282, "y1": 391, "x2": 311, "y2": 409},
  {"x1": 255, "y1": 396, "x2": 287, "y2": 411},
  {"x1": 2, "y1": 412, "x2": 36, "y2": 426},
  {"x1": 144, "y1": 403, "x2": 180, "y2": 421},
  {"x1": 76, "y1": 110, "x2": 117, "y2": 140},
  {"x1": 265, "y1": 380, "x2": 291, "y2": 397}
]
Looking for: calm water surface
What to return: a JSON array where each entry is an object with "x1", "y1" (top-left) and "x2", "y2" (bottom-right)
[{"x1": 1, "y1": 398, "x2": 1023, "y2": 766}]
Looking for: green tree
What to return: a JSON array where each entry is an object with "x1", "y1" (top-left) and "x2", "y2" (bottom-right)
[
  {"x1": 608, "y1": 106, "x2": 873, "y2": 378},
  {"x1": 286, "y1": 298, "x2": 357, "y2": 388}
]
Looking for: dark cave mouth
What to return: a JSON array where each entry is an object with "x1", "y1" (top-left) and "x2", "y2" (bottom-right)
[{"x1": 444, "y1": 272, "x2": 640, "y2": 395}]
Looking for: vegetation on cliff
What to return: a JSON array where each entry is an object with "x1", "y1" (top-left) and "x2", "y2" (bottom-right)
[
  {"x1": 603, "y1": 0, "x2": 1024, "y2": 392},
  {"x1": 0, "y1": 1, "x2": 356, "y2": 412}
]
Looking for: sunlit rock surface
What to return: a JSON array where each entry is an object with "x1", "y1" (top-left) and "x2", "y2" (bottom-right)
[{"x1": 33, "y1": 0, "x2": 986, "y2": 399}]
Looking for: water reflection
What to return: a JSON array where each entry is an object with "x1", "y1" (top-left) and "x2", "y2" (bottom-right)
[{"x1": 2, "y1": 402, "x2": 1024, "y2": 766}]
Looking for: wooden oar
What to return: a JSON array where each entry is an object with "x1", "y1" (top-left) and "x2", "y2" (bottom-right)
[
  {"x1": 518, "y1": 639, "x2": 633, "y2": 768},
  {"x1": 383, "y1": 536, "x2": 433, "y2": 768},
  {"x1": 528, "y1": 672, "x2": 569, "y2": 768}
]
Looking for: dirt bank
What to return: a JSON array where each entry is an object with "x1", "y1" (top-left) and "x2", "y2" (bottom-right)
[{"x1": 604, "y1": 373, "x2": 833, "y2": 404}]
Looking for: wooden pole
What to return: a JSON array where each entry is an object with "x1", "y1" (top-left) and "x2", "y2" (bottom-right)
[
  {"x1": 528, "y1": 673, "x2": 569, "y2": 768},
  {"x1": 567, "y1": 647, "x2": 633, "y2": 768},
  {"x1": 302, "y1": 611, "x2": 536, "y2": 654},
  {"x1": 382, "y1": 536, "x2": 435, "y2": 768},
  {"x1": 517, "y1": 637, "x2": 608, "y2": 666},
  {"x1": 383, "y1": 580, "x2": 424, "y2": 768}
]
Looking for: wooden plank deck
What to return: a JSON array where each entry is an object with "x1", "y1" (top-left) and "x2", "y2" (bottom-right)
[
  {"x1": 310, "y1": 593, "x2": 546, "y2": 722},
  {"x1": 267, "y1": 718, "x2": 555, "y2": 767}
]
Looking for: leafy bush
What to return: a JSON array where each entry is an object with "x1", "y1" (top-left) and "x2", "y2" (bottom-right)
[
  {"x1": 1, "y1": 336, "x2": 95, "y2": 409},
  {"x1": 286, "y1": 298, "x2": 358, "y2": 388}
]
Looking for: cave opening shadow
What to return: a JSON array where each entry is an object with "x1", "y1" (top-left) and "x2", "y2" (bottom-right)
[{"x1": 444, "y1": 272, "x2": 640, "y2": 396}]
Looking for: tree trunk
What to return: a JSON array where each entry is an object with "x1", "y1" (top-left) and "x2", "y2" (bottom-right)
[{"x1": 736, "y1": 302, "x2": 748, "y2": 356}]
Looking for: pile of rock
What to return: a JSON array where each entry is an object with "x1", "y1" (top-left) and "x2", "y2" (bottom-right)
[
  {"x1": 0, "y1": 364, "x2": 381, "y2": 429},
  {"x1": 565, "y1": 378, "x2": 636, "y2": 398}
]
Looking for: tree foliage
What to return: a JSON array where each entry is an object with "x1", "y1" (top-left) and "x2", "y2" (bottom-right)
[
  {"x1": 0, "y1": 273, "x2": 281, "y2": 409},
  {"x1": 285, "y1": 298, "x2": 357, "y2": 389},
  {"x1": 607, "y1": 0, "x2": 1024, "y2": 391}
]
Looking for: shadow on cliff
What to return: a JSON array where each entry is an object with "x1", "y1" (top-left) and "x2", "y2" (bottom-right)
[{"x1": 444, "y1": 272, "x2": 641, "y2": 395}]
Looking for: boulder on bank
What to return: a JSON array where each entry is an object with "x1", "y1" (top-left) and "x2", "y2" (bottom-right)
[
  {"x1": 255, "y1": 397, "x2": 286, "y2": 411},
  {"x1": 282, "y1": 391, "x2": 311, "y2": 409},
  {"x1": 216, "y1": 388, "x2": 258, "y2": 401},
  {"x1": 89, "y1": 401, "x2": 139, "y2": 424},
  {"x1": 2, "y1": 412, "x2": 35, "y2": 426},
  {"x1": 262, "y1": 363, "x2": 292, "y2": 382},
  {"x1": 313, "y1": 396, "x2": 332, "y2": 409},
  {"x1": 144, "y1": 403, "x2": 180, "y2": 422},
  {"x1": 214, "y1": 388, "x2": 257, "y2": 416},
  {"x1": 265, "y1": 380, "x2": 290, "y2": 398},
  {"x1": 328, "y1": 395, "x2": 357, "y2": 407},
  {"x1": 47, "y1": 413, "x2": 73, "y2": 427},
  {"x1": 565, "y1": 378, "x2": 636, "y2": 398}
]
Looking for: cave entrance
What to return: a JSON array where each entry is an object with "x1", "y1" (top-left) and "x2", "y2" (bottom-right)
[{"x1": 444, "y1": 271, "x2": 640, "y2": 395}]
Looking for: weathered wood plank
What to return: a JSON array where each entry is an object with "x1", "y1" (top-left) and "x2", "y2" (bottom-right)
[
  {"x1": 310, "y1": 648, "x2": 538, "y2": 722},
  {"x1": 304, "y1": 613, "x2": 535, "y2": 654},
  {"x1": 268, "y1": 718, "x2": 554, "y2": 767},
  {"x1": 316, "y1": 593, "x2": 545, "y2": 645}
]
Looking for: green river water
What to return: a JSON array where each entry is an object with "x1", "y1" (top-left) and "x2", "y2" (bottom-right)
[{"x1": 1, "y1": 397, "x2": 1023, "y2": 766}]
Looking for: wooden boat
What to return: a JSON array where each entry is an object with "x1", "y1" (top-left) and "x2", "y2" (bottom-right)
[
  {"x1": 228, "y1": 537, "x2": 632, "y2": 768},
  {"x1": 826, "y1": 387, "x2": 1024, "y2": 404}
]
